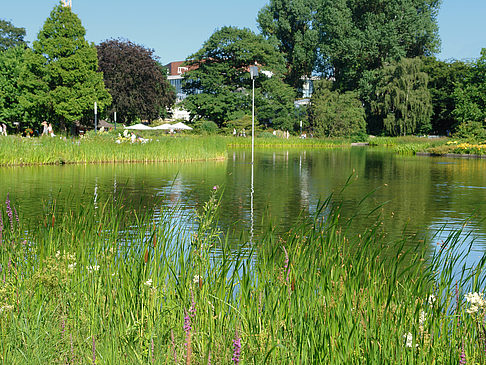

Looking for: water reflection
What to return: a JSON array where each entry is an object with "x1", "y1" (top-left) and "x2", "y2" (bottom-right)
[{"x1": 1, "y1": 148, "x2": 486, "y2": 261}]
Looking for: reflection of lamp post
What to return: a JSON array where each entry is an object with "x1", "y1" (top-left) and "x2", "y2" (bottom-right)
[{"x1": 94, "y1": 102, "x2": 98, "y2": 132}]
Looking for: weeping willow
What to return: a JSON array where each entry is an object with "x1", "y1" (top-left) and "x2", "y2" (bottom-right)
[{"x1": 372, "y1": 57, "x2": 433, "y2": 136}]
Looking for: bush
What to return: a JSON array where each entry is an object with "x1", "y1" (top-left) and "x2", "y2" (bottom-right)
[
  {"x1": 198, "y1": 120, "x2": 219, "y2": 135},
  {"x1": 453, "y1": 121, "x2": 486, "y2": 140}
]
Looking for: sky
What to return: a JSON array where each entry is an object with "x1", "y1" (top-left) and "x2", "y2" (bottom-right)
[{"x1": 2, "y1": 0, "x2": 485, "y2": 65}]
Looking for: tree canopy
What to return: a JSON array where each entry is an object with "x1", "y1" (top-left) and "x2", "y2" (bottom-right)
[
  {"x1": 317, "y1": 0, "x2": 440, "y2": 90},
  {"x1": 183, "y1": 26, "x2": 294, "y2": 127},
  {"x1": 97, "y1": 39, "x2": 175, "y2": 123},
  {"x1": 0, "y1": 19, "x2": 26, "y2": 51},
  {"x1": 371, "y1": 57, "x2": 432, "y2": 136},
  {"x1": 257, "y1": 0, "x2": 319, "y2": 89},
  {"x1": 309, "y1": 80, "x2": 366, "y2": 137},
  {"x1": 21, "y1": 4, "x2": 111, "y2": 130}
]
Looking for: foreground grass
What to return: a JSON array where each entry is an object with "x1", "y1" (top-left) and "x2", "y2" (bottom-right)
[{"x1": 1, "y1": 190, "x2": 485, "y2": 364}]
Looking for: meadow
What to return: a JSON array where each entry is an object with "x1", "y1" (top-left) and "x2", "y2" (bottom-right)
[{"x1": 1, "y1": 189, "x2": 486, "y2": 364}]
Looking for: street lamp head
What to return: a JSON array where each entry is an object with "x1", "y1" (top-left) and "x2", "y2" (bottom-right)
[{"x1": 250, "y1": 66, "x2": 258, "y2": 79}]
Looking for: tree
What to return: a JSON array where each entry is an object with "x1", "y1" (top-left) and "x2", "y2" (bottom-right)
[
  {"x1": 308, "y1": 80, "x2": 366, "y2": 137},
  {"x1": 422, "y1": 56, "x2": 468, "y2": 134},
  {"x1": 371, "y1": 57, "x2": 432, "y2": 136},
  {"x1": 0, "y1": 46, "x2": 28, "y2": 129},
  {"x1": 317, "y1": 0, "x2": 440, "y2": 91},
  {"x1": 257, "y1": 0, "x2": 319, "y2": 89},
  {"x1": 0, "y1": 19, "x2": 26, "y2": 51},
  {"x1": 183, "y1": 26, "x2": 293, "y2": 127},
  {"x1": 452, "y1": 49, "x2": 486, "y2": 126},
  {"x1": 22, "y1": 4, "x2": 111, "y2": 131},
  {"x1": 97, "y1": 39, "x2": 175, "y2": 123}
]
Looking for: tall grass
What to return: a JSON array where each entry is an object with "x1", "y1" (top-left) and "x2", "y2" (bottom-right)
[
  {"x1": 229, "y1": 135, "x2": 352, "y2": 148},
  {"x1": 1, "y1": 189, "x2": 485, "y2": 363},
  {"x1": 0, "y1": 134, "x2": 227, "y2": 166}
]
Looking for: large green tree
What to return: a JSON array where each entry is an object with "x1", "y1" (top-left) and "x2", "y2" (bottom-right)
[
  {"x1": 452, "y1": 49, "x2": 486, "y2": 126},
  {"x1": 257, "y1": 0, "x2": 319, "y2": 89},
  {"x1": 308, "y1": 80, "x2": 366, "y2": 137},
  {"x1": 22, "y1": 4, "x2": 111, "y2": 131},
  {"x1": 370, "y1": 57, "x2": 432, "y2": 136},
  {"x1": 0, "y1": 19, "x2": 26, "y2": 51},
  {"x1": 317, "y1": 0, "x2": 440, "y2": 91},
  {"x1": 97, "y1": 39, "x2": 175, "y2": 123},
  {"x1": 183, "y1": 26, "x2": 294, "y2": 127},
  {"x1": 422, "y1": 56, "x2": 468, "y2": 134}
]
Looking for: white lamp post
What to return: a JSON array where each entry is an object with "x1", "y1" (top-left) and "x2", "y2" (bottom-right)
[
  {"x1": 94, "y1": 102, "x2": 98, "y2": 132},
  {"x1": 249, "y1": 65, "x2": 258, "y2": 244}
]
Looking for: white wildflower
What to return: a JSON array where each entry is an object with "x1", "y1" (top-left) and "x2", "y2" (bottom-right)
[
  {"x1": 0, "y1": 305, "x2": 14, "y2": 314},
  {"x1": 193, "y1": 275, "x2": 201, "y2": 284},
  {"x1": 419, "y1": 311, "x2": 426, "y2": 326},
  {"x1": 55, "y1": 250, "x2": 61, "y2": 259},
  {"x1": 68, "y1": 262, "x2": 76, "y2": 273},
  {"x1": 144, "y1": 279, "x2": 153, "y2": 287},
  {"x1": 427, "y1": 294, "x2": 436, "y2": 306},
  {"x1": 86, "y1": 265, "x2": 100, "y2": 273},
  {"x1": 403, "y1": 333, "x2": 413, "y2": 348},
  {"x1": 465, "y1": 292, "x2": 486, "y2": 315}
]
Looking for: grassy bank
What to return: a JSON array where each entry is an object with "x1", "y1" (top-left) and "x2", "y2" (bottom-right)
[
  {"x1": 1, "y1": 191, "x2": 485, "y2": 363},
  {"x1": 0, "y1": 134, "x2": 228, "y2": 166}
]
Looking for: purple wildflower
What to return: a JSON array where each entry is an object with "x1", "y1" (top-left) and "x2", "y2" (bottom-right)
[
  {"x1": 70, "y1": 333, "x2": 74, "y2": 365},
  {"x1": 282, "y1": 246, "x2": 290, "y2": 283},
  {"x1": 6, "y1": 193, "x2": 13, "y2": 231},
  {"x1": 171, "y1": 329, "x2": 177, "y2": 363},
  {"x1": 459, "y1": 341, "x2": 466, "y2": 365},
  {"x1": 92, "y1": 336, "x2": 96, "y2": 365},
  {"x1": 0, "y1": 207, "x2": 3, "y2": 232},
  {"x1": 208, "y1": 350, "x2": 211, "y2": 365},
  {"x1": 212, "y1": 185, "x2": 218, "y2": 191},
  {"x1": 232, "y1": 330, "x2": 241, "y2": 364},
  {"x1": 190, "y1": 289, "x2": 196, "y2": 318},
  {"x1": 151, "y1": 338, "x2": 155, "y2": 365},
  {"x1": 13, "y1": 206, "x2": 19, "y2": 224},
  {"x1": 184, "y1": 310, "x2": 192, "y2": 364}
]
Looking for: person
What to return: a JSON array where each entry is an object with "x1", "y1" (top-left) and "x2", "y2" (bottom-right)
[
  {"x1": 233, "y1": 128, "x2": 237, "y2": 136},
  {"x1": 47, "y1": 123, "x2": 55, "y2": 137},
  {"x1": 41, "y1": 121, "x2": 48, "y2": 136},
  {"x1": 1, "y1": 123, "x2": 7, "y2": 136},
  {"x1": 130, "y1": 132, "x2": 136, "y2": 143}
]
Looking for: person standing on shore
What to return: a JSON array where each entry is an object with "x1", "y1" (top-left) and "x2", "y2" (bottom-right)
[
  {"x1": 48, "y1": 123, "x2": 55, "y2": 137},
  {"x1": 42, "y1": 121, "x2": 48, "y2": 136},
  {"x1": 1, "y1": 123, "x2": 7, "y2": 136}
]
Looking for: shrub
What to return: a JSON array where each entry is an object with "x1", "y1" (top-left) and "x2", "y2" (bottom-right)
[{"x1": 199, "y1": 120, "x2": 219, "y2": 135}]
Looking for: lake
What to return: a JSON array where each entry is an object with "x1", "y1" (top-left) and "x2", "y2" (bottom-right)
[{"x1": 2, "y1": 147, "x2": 486, "y2": 263}]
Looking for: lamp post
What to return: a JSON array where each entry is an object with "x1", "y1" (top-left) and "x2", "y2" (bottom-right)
[
  {"x1": 249, "y1": 65, "x2": 258, "y2": 244},
  {"x1": 94, "y1": 102, "x2": 98, "y2": 132},
  {"x1": 250, "y1": 65, "x2": 258, "y2": 165}
]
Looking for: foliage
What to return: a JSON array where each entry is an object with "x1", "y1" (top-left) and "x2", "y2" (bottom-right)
[
  {"x1": 2, "y1": 189, "x2": 486, "y2": 363},
  {"x1": 453, "y1": 49, "x2": 486, "y2": 125},
  {"x1": 97, "y1": 39, "x2": 175, "y2": 123},
  {"x1": 453, "y1": 121, "x2": 486, "y2": 140},
  {"x1": 317, "y1": 0, "x2": 441, "y2": 91},
  {"x1": 255, "y1": 76, "x2": 296, "y2": 130},
  {"x1": 309, "y1": 80, "x2": 366, "y2": 137},
  {"x1": 0, "y1": 46, "x2": 27, "y2": 128},
  {"x1": 370, "y1": 57, "x2": 432, "y2": 136},
  {"x1": 422, "y1": 56, "x2": 469, "y2": 134},
  {"x1": 257, "y1": 0, "x2": 319, "y2": 89},
  {"x1": 21, "y1": 5, "x2": 111, "y2": 131},
  {"x1": 0, "y1": 19, "x2": 26, "y2": 51},
  {"x1": 182, "y1": 26, "x2": 290, "y2": 127},
  {"x1": 198, "y1": 120, "x2": 219, "y2": 135}
]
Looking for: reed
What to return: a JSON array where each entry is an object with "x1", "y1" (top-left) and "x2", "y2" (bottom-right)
[
  {"x1": 0, "y1": 134, "x2": 227, "y2": 166},
  {"x1": 0, "y1": 189, "x2": 485, "y2": 363}
]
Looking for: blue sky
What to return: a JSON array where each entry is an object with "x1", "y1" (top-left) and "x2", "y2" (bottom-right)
[{"x1": 2, "y1": 0, "x2": 485, "y2": 65}]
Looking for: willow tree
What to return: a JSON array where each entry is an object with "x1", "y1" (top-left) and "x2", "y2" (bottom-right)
[
  {"x1": 371, "y1": 57, "x2": 432, "y2": 136},
  {"x1": 21, "y1": 4, "x2": 111, "y2": 130}
]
